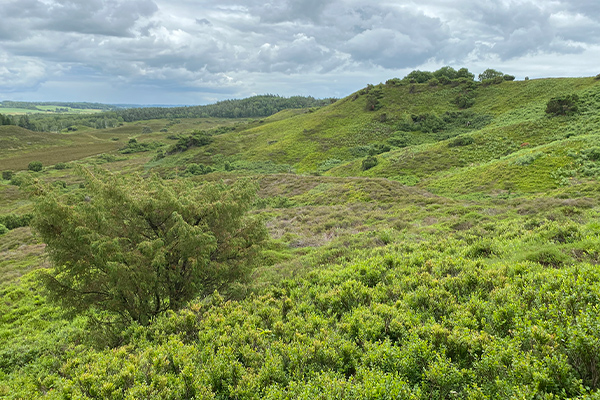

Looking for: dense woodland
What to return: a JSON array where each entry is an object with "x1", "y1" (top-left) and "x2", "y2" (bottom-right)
[{"x1": 2, "y1": 67, "x2": 600, "y2": 399}]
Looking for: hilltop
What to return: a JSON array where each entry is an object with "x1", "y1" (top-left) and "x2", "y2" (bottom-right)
[{"x1": 154, "y1": 74, "x2": 600, "y2": 198}]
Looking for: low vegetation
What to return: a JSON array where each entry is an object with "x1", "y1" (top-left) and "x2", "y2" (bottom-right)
[{"x1": 1, "y1": 69, "x2": 600, "y2": 398}]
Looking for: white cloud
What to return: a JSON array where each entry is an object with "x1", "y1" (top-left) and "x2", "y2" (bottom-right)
[{"x1": 0, "y1": 0, "x2": 598, "y2": 103}]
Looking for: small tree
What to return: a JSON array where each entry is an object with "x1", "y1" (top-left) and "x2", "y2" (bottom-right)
[
  {"x1": 32, "y1": 168, "x2": 267, "y2": 326},
  {"x1": 478, "y1": 69, "x2": 504, "y2": 81},
  {"x1": 28, "y1": 161, "x2": 43, "y2": 172}
]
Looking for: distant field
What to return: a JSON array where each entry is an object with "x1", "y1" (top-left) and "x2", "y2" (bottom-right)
[
  {"x1": 0, "y1": 125, "x2": 122, "y2": 171},
  {"x1": 0, "y1": 142, "x2": 122, "y2": 171},
  {"x1": 0, "y1": 106, "x2": 104, "y2": 115},
  {"x1": 0, "y1": 108, "x2": 48, "y2": 114}
]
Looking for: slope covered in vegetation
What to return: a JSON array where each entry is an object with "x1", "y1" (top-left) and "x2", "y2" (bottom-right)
[{"x1": 2, "y1": 71, "x2": 600, "y2": 399}]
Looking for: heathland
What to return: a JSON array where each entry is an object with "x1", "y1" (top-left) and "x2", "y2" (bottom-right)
[{"x1": 1, "y1": 69, "x2": 600, "y2": 399}]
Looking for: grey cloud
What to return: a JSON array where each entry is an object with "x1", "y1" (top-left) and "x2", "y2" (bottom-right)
[
  {"x1": 252, "y1": 0, "x2": 335, "y2": 23},
  {"x1": 1, "y1": 0, "x2": 599, "y2": 104},
  {"x1": 13, "y1": 0, "x2": 159, "y2": 37},
  {"x1": 0, "y1": 52, "x2": 47, "y2": 92}
]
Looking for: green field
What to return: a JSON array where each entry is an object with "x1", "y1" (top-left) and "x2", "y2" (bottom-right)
[{"x1": 2, "y1": 74, "x2": 600, "y2": 399}]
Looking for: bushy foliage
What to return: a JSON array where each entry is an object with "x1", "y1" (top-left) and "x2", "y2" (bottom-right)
[
  {"x1": 27, "y1": 161, "x2": 42, "y2": 172},
  {"x1": 31, "y1": 168, "x2": 268, "y2": 326},
  {"x1": 546, "y1": 94, "x2": 580, "y2": 116},
  {"x1": 184, "y1": 163, "x2": 216, "y2": 176},
  {"x1": 478, "y1": 68, "x2": 504, "y2": 81},
  {"x1": 365, "y1": 88, "x2": 383, "y2": 111},
  {"x1": 2, "y1": 170, "x2": 13, "y2": 180},
  {"x1": 404, "y1": 67, "x2": 475, "y2": 85},
  {"x1": 404, "y1": 70, "x2": 434, "y2": 83},
  {"x1": 166, "y1": 131, "x2": 213, "y2": 154},
  {"x1": 361, "y1": 156, "x2": 378, "y2": 170},
  {"x1": 119, "y1": 139, "x2": 164, "y2": 154},
  {"x1": 0, "y1": 113, "x2": 14, "y2": 125},
  {"x1": 454, "y1": 92, "x2": 475, "y2": 109},
  {"x1": 368, "y1": 143, "x2": 391, "y2": 155},
  {"x1": 448, "y1": 135, "x2": 474, "y2": 147},
  {"x1": 399, "y1": 113, "x2": 445, "y2": 133},
  {"x1": 0, "y1": 223, "x2": 8, "y2": 235},
  {"x1": 318, "y1": 158, "x2": 343, "y2": 173}
]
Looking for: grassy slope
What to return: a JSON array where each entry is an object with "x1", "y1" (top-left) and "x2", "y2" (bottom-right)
[
  {"x1": 326, "y1": 78, "x2": 600, "y2": 195},
  {"x1": 190, "y1": 77, "x2": 599, "y2": 179},
  {"x1": 2, "y1": 77, "x2": 600, "y2": 398}
]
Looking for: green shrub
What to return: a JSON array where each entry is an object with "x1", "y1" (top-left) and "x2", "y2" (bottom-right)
[
  {"x1": 54, "y1": 162, "x2": 68, "y2": 170},
  {"x1": 368, "y1": 143, "x2": 391, "y2": 155},
  {"x1": 362, "y1": 156, "x2": 378, "y2": 171},
  {"x1": 365, "y1": 89, "x2": 383, "y2": 111},
  {"x1": 2, "y1": 170, "x2": 13, "y2": 180},
  {"x1": 0, "y1": 223, "x2": 8, "y2": 235},
  {"x1": 404, "y1": 70, "x2": 434, "y2": 83},
  {"x1": 0, "y1": 213, "x2": 33, "y2": 229},
  {"x1": 454, "y1": 93, "x2": 475, "y2": 109},
  {"x1": 581, "y1": 147, "x2": 600, "y2": 161},
  {"x1": 9, "y1": 174, "x2": 23, "y2": 186},
  {"x1": 401, "y1": 113, "x2": 445, "y2": 133},
  {"x1": 166, "y1": 131, "x2": 213, "y2": 154},
  {"x1": 503, "y1": 74, "x2": 516, "y2": 81},
  {"x1": 318, "y1": 158, "x2": 343, "y2": 173},
  {"x1": 512, "y1": 152, "x2": 544, "y2": 166},
  {"x1": 141, "y1": 126, "x2": 152, "y2": 134},
  {"x1": 185, "y1": 163, "x2": 216, "y2": 176},
  {"x1": 28, "y1": 161, "x2": 43, "y2": 172},
  {"x1": 32, "y1": 168, "x2": 267, "y2": 327},
  {"x1": 448, "y1": 136, "x2": 474, "y2": 147},
  {"x1": 524, "y1": 247, "x2": 571, "y2": 267},
  {"x1": 546, "y1": 94, "x2": 579, "y2": 116},
  {"x1": 478, "y1": 68, "x2": 504, "y2": 81}
]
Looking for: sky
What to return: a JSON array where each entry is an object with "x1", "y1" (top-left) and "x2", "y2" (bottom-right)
[{"x1": 0, "y1": 0, "x2": 598, "y2": 105}]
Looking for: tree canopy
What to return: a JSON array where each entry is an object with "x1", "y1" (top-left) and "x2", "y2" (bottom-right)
[{"x1": 32, "y1": 168, "x2": 268, "y2": 326}]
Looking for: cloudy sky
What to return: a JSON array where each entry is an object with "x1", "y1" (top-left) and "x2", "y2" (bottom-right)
[{"x1": 0, "y1": 0, "x2": 598, "y2": 105}]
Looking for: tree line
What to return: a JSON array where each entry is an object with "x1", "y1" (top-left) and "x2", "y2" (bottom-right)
[{"x1": 3, "y1": 95, "x2": 334, "y2": 132}]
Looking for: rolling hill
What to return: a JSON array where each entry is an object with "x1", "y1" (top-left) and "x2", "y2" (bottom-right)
[{"x1": 2, "y1": 74, "x2": 600, "y2": 399}]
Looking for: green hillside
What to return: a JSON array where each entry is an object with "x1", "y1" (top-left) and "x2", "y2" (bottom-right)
[
  {"x1": 2, "y1": 74, "x2": 600, "y2": 399},
  {"x1": 178, "y1": 77, "x2": 599, "y2": 182}
]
